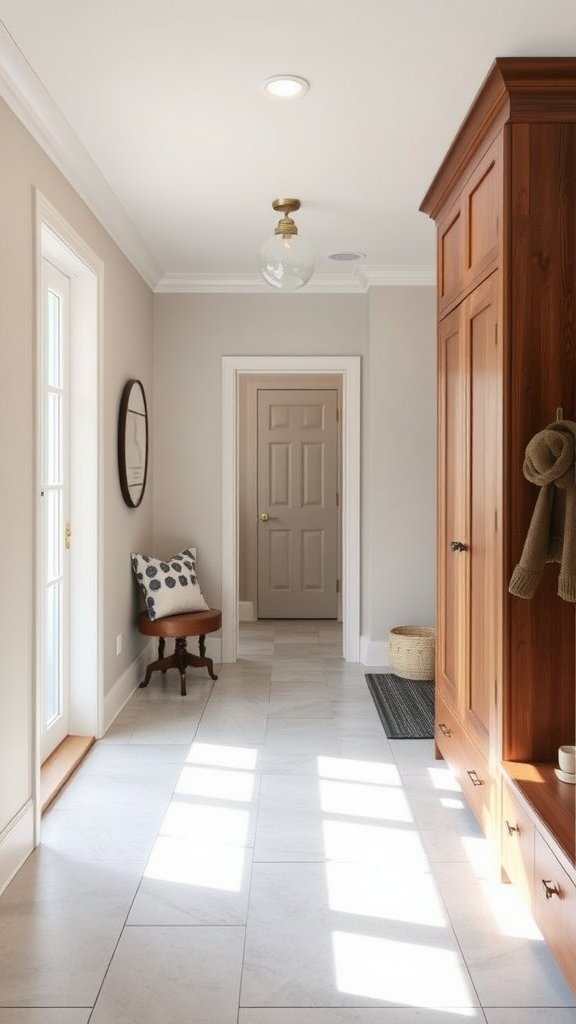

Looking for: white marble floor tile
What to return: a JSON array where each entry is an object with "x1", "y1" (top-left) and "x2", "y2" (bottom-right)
[
  {"x1": 273, "y1": 642, "x2": 326, "y2": 660},
  {"x1": 253, "y1": 773, "x2": 326, "y2": 861},
  {"x1": 239, "y1": 1011, "x2": 488, "y2": 1024},
  {"x1": 241, "y1": 862, "x2": 478, "y2": 1008},
  {"x1": 0, "y1": 876, "x2": 131, "y2": 1005},
  {"x1": 337, "y1": 736, "x2": 394, "y2": 761},
  {"x1": 433, "y1": 861, "x2": 576, "y2": 1007},
  {"x1": 90, "y1": 925, "x2": 244, "y2": 1024},
  {"x1": 264, "y1": 718, "x2": 340, "y2": 754},
  {"x1": 194, "y1": 700, "x2": 269, "y2": 744},
  {"x1": 0, "y1": 1013, "x2": 91, "y2": 1023},
  {"x1": 484, "y1": 1011, "x2": 576, "y2": 1023},
  {"x1": 271, "y1": 662, "x2": 328, "y2": 683},
  {"x1": 40, "y1": 803, "x2": 165, "y2": 874},
  {"x1": 128, "y1": 841, "x2": 253, "y2": 925},
  {"x1": 268, "y1": 693, "x2": 334, "y2": 718},
  {"x1": 2, "y1": 621, "x2": 576, "y2": 1019}
]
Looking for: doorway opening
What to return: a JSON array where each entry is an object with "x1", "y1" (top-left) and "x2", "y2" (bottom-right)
[
  {"x1": 221, "y1": 356, "x2": 360, "y2": 664},
  {"x1": 36, "y1": 193, "x2": 102, "y2": 818},
  {"x1": 239, "y1": 374, "x2": 342, "y2": 621}
]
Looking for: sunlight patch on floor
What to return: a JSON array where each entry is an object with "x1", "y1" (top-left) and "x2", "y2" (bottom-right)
[
  {"x1": 440, "y1": 796, "x2": 466, "y2": 810},
  {"x1": 427, "y1": 766, "x2": 462, "y2": 792},
  {"x1": 322, "y1": 819, "x2": 429, "y2": 868},
  {"x1": 160, "y1": 800, "x2": 251, "y2": 844},
  {"x1": 142, "y1": 742, "x2": 256, "y2": 890},
  {"x1": 143, "y1": 835, "x2": 247, "y2": 890},
  {"x1": 320, "y1": 778, "x2": 413, "y2": 822},
  {"x1": 332, "y1": 932, "x2": 477, "y2": 1007},
  {"x1": 479, "y1": 876, "x2": 543, "y2": 941},
  {"x1": 175, "y1": 765, "x2": 255, "y2": 802},
  {"x1": 185, "y1": 742, "x2": 258, "y2": 770},
  {"x1": 317, "y1": 755, "x2": 402, "y2": 786},
  {"x1": 326, "y1": 862, "x2": 447, "y2": 926}
]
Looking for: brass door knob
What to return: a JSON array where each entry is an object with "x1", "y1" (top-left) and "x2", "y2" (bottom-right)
[{"x1": 260, "y1": 512, "x2": 270, "y2": 521}]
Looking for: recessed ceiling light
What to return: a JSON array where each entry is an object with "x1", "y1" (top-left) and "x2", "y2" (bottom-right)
[
  {"x1": 328, "y1": 251, "x2": 366, "y2": 262},
  {"x1": 262, "y1": 75, "x2": 310, "y2": 99}
]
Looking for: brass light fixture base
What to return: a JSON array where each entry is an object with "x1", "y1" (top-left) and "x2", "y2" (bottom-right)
[
  {"x1": 272, "y1": 198, "x2": 301, "y2": 215},
  {"x1": 272, "y1": 198, "x2": 301, "y2": 238}
]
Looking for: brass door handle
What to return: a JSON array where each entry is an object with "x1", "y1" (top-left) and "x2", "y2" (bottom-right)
[{"x1": 260, "y1": 512, "x2": 270, "y2": 521}]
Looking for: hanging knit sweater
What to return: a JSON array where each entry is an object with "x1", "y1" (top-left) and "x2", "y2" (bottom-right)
[{"x1": 509, "y1": 419, "x2": 576, "y2": 602}]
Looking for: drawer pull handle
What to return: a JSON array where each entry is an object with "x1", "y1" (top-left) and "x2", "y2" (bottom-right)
[
  {"x1": 467, "y1": 769, "x2": 485, "y2": 787},
  {"x1": 438, "y1": 723, "x2": 452, "y2": 737},
  {"x1": 506, "y1": 820, "x2": 520, "y2": 836},
  {"x1": 541, "y1": 879, "x2": 561, "y2": 900}
]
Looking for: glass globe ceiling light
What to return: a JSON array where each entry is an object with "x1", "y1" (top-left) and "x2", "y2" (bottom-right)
[{"x1": 259, "y1": 198, "x2": 315, "y2": 291}]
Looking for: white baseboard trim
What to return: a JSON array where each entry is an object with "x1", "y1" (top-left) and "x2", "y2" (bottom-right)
[
  {"x1": 0, "y1": 801, "x2": 34, "y2": 896},
  {"x1": 103, "y1": 641, "x2": 155, "y2": 734},
  {"x1": 238, "y1": 601, "x2": 255, "y2": 622},
  {"x1": 360, "y1": 637, "x2": 390, "y2": 668}
]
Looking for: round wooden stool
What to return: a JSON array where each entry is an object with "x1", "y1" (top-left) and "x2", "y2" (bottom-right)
[{"x1": 138, "y1": 608, "x2": 222, "y2": 695}]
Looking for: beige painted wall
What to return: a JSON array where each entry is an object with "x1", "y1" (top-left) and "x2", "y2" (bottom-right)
[
  {"x1": 0, "y1": 97, "x2": 153, "y2": 886},
  {"x1": 152, "y1": 287, "x2": 436, "y2": 654},
  {"x1": 151, "y1": 293, "x2": 368, "y2": 607},
  {"x1": 365, "y1": 285, "x2": 436, "y2": 649}
]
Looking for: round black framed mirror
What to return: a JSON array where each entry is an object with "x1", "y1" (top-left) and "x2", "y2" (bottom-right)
[{"x1": 118, "y1": 379, "x2": 148, "y2": 508}]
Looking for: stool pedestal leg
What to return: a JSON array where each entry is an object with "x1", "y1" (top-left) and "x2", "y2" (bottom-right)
[{"x1": 140, "y1": 635, "x2": 218, "y2": 694}]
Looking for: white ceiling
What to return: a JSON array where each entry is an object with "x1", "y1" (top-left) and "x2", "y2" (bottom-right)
[{"x1": 2, "y1": 0, "x2": 576, "y2": 292}]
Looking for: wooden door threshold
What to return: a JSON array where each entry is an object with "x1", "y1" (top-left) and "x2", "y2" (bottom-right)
[{"x1": 41, "y1": 735, "x2": 95, "y2": 813}]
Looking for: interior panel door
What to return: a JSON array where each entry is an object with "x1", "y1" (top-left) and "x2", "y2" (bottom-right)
[{"x1": 257, "y1": 389, "x2": 339, "y2": 618}]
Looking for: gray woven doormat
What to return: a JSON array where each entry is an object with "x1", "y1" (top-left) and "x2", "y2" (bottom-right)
[{"x1": 365, "y1": 673, "x2": 434, "y2": 739}]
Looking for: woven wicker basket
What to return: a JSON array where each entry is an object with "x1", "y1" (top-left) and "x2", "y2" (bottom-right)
[{"x1": 388, "y1": 625, "x2": 436, "y2": 681}]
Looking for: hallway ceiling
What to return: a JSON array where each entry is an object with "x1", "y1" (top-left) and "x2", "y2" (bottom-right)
[{"x1": 1, "y1": 0, "x2": 576, "y2": 291}]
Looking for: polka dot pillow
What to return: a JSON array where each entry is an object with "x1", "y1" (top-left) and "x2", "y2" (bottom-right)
[{"x1": 131, "y1": 546, "x2": 209, "y2": 620}]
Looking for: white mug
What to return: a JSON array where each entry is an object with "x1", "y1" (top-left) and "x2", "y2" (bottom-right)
[{"x1": 558, "y1": 744, "x2": 576, "y2": 775}]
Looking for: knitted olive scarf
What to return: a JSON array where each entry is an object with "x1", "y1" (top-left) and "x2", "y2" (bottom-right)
[{"x1": 509, "y1": 419, "x2": 576, "y2": 602}]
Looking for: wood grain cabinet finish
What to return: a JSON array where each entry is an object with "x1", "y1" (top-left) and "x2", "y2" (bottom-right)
[
  {"x1": 533, "y1": 832, "x2": 576, "y2": 993},
  {"x1": 437, "y1": 138, "x2": 501, "y2": 315},
  {"x1": 501, "y1": 779, "x2": 535, "y2": 911},
  {"x1": 422, "y1": 57, "x2": 576, "y2": 994}
]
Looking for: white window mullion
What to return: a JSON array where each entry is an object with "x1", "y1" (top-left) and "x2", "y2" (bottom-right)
[{"x1": 40, "y1": 260, "x2": 70, "y2": 760}]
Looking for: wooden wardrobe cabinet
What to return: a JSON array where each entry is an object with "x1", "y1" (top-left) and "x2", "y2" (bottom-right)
[{"x1": 421, "y1": 57, "x2": 576, "y2": 992}]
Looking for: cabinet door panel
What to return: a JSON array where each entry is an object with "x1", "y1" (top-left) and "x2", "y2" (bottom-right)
[
  {"x1": 466, "y1": 274, "x2": 501, "y2": 758},
  {"x1": 465, "y1": 139, "x2": 500, "y2": 282},
  {"x1": 437, "y1": 306, "x2": 468, "y2": 711},
  {"x1": 438, "y1": 204, "x2": 462, "y2": 312}
]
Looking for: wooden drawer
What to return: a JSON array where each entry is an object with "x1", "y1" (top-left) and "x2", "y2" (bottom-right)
[
  {"x1": 533, "y1": 830, "x2": 576, "y2": 992},
  {"x1": 436, "y1": 694, "x2": 496, "y2": 838},
  {"x1": 458, "y1": 730, "x2": 496, "y2": 837},
  {"x1": 435, "y1": 692, "x2": 461, "y2": 770},
  {"x1": 501, "y1": 779, "x2": 535, "y2": 910}
]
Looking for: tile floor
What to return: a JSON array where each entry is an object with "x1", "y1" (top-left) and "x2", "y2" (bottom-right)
[{"x1": 1, "y1": 619, "x2": 576, "y2": 1023}]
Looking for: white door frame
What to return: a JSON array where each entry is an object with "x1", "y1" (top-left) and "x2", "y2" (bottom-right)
[
  {"x1": 35, "y1": 192, "x2": 103, "y2": 833},
  {"x1": 222, "y1": 355, "x2": 361, "y2": 662}
]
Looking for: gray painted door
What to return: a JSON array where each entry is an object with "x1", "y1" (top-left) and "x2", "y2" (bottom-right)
[{"x1": 257, "y1": 389, "x2": 339, "y2": 618}]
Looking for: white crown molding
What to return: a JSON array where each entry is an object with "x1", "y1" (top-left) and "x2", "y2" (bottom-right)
[
  {"x1": 156, "y1": 264, "x2": 436, "y2": 294},
  {"x1": 0, "y1": 23, "x2": 162, "y2": 289},
  {"x1": 155, "y1": 272, "x2": 366, "y2": 294},
  {"x1": 358, "y1": 264, "x2": 436, "y2": 288}
]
